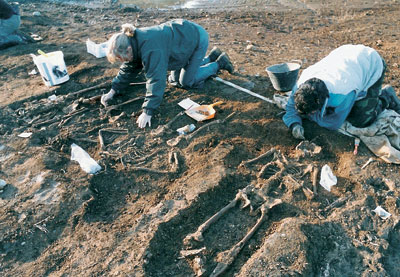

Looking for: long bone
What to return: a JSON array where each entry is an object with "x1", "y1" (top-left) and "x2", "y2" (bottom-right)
[
  {"x1": 105, "y1": 96, "x2": 145, "y2": 116},
  {"x1": 151, "y1": 111, "x2": 185, "y2": 137},
  {"x1": 210, "y1": 197, "x2": 282, "y2": 277},
  {"x1": 183, "y1": 188, "x2": 252, "y2": 245}
]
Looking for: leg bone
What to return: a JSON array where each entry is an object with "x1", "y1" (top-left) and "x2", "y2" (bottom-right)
[
  {"x1": 210, "y1": 198, "x2": 282, "y2": 277},
  {"x1": 184, "y1": 188, "x2": 251, "y2": 245}
]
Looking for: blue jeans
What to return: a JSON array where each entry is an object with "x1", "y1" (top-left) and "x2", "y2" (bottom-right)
[
  {"x1": 169, "y1": 23, "x2": 219, "y2": 88},
  {"x1": 0, "y1": 14, "x2": 20, "y2": 36}
]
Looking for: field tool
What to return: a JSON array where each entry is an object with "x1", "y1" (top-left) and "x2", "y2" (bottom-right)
[
  {"x1": 214, "y1": 77, "x2": 275, "y2": 104},
  {"x1": 185, "y1": 101, "x2": 224, "y2": 122}
]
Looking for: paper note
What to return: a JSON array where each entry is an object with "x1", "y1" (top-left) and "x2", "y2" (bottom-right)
[{"x1": 178, "y1": 98, "x2": 200, "y2": 110}]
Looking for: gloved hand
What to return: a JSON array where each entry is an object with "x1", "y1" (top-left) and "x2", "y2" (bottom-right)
[
  {"x1": 100, "y1": 89, "x2": 116, "y2": 107},
  {"x1": 292, "y1": 124, "x2": 305, "y2": 140},
  {"x1": 136, "y1": 112, "x2": 152, "y2": 128}
]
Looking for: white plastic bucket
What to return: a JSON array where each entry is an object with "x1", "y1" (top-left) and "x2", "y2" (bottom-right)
[
  {"x1": 31, "y1": 51, "x2": 69, "y2": 87},
  {"x1": 86, "y1": 39, "x2": 108, "y2": 58}
]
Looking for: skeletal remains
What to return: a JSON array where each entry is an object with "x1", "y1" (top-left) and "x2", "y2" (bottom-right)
[{"x1": 182, "y1": 147, "x2": 317, "y2": 276}]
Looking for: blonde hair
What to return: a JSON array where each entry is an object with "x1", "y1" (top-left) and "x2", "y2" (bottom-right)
[{"x1": 107, "y1": 23, "x2": 136, "y2": 63}]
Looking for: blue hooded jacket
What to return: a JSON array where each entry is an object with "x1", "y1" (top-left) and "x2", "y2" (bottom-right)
[{"x1": 283, "y1": 44, "x2": 384, "y2": 130}]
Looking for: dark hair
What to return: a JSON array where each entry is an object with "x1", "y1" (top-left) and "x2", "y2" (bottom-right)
[{"x1": 294, "y1": 78, "x2": 329, "y2": 114}]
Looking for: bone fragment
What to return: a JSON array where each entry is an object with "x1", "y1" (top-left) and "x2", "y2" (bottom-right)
[
  {"x1": 135, "y1": 149, "x2": 161, "y2": 163},
  {"x1": 67, "y1": 82, "x2": 109, "y2": 98},
  {"x1": 34, "y1": 224, "x2": 49, "y2": 233},
  {"x1": 98, "y1": 128, "x2": 128, "y2": 150},
  {"x1": 81, "y1": 95, "x2": 101, "y2": 104},
  {"x1": 301, "y1": 164, "x2": 313, "y2": 177},
  {"x1": 33, "y1": 117, "x2": 61, "y2": 128},
  {"x1": 120, "y1": 156, "x2": 126, "y2": 169},
  {"x1": 58, "y1": 108, "x2": 90, "y2": 127},
  {"x1": 179, "y1": 247, "x2": 206, "y2": 258},
  {"x1": 240, "y1": 148, "x2": 277, "y2": 167},
  {"x1": 361, "y1": 157, "x2": 374, "y2": 169},
  {"x1": 187, "y1": 120, "x2": 222, "y2": 140},
  {"x1": 173, "y1": 152, "x2": 179, "y2": 166},
  {"x1": 109, "y1": 112, "x2": 127, "y2": 123},
  {"x1": 302, "y1": 187, "x2": 314, "y2": 200},
  {"x1": 312, "y1": 166, "x2": 319, "y2": 195},
  {"x1": 116, "y1": 137, "x2": 136, "y2": 151},
  {"x1": 322, "y1": 195, "x2": 351, "y2": 214},
  {"x1": 187, "y1": 112, "x2": 236, "y2": 141},
  {"x1": 257, "y1": 161, "x2": 279, "y2": 179},
  {"x1": 98, "y1": 130, "x2": 105, "y2": 150},
  {"x1": 100, "y1": 128, "x2": 128, "y2": 134},
  {"x1": 131, "y1": 167, "x2": 170, "y2": 174},
  {"x1": 72, "y1": 137, "x2": 97, "y2": 144},
  {"x1": 151, "y1": 111, "x2": 184, "y2": 136},
  {"x1": 105, "y1": 96, "x2": 144, "y2": 115}
]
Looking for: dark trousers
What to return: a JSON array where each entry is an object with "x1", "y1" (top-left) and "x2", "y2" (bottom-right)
[{"x1": 346, "y1": 59, "x2": 387, "y2": 128}]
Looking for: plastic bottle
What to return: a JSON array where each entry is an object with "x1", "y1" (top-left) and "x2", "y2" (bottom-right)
[{"x1": 176, "y1": 124, "x2": 196, "y2": 135}]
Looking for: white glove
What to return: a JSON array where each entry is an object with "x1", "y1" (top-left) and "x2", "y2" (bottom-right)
[
  {"x1": 101, "y1": 89, "x2": 116, "y2": 107},
  {"x1": 292, "y1": 124, "x2": 305, "y2": 140},
  {"x1": 136, "y1": 112, "x2": 152, "y2": 128}
]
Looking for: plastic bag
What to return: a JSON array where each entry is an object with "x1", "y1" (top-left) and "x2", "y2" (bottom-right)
[
  {"x1": 319, "y1": 164, "x2": 337, "y2": 191},
  {"x1": 70, "y1": 143, "x2": 101, "y2": 174},
  {"x1": 373, "y1": 206, "x2": 391, "y2": 219}
]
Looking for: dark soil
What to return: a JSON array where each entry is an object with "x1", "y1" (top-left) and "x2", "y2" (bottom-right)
[{"x1": 1, "y1": 0, "x2": 400, "y2": 276}]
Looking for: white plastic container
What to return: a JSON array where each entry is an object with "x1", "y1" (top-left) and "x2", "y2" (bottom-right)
[
  {"x1": 86, "y1": 39, "x2": 108, "y2": 58},
  {"x1": 31, "y1": 51, "x2": 69, "y2": 87}
]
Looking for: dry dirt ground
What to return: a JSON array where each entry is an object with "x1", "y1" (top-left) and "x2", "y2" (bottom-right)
[{"x1": 1, "y1": 0, "x2": 400, "y2": 276}]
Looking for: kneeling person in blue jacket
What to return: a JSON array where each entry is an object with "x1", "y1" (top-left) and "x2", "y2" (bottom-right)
[
  {"x1": 283, "y1": 44, "x2": 400, "y2": 140},
  {"x1": 101, "y1": 19, "x2": 234, "y2": 128}
]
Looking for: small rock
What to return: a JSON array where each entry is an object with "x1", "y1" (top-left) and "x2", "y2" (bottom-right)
[
  {"x1": 246, "y1": 44, "x2": 257, "y2": 51},
  {"x1": 33, "y1": 11, "x2": 41, "y2": 16}
]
